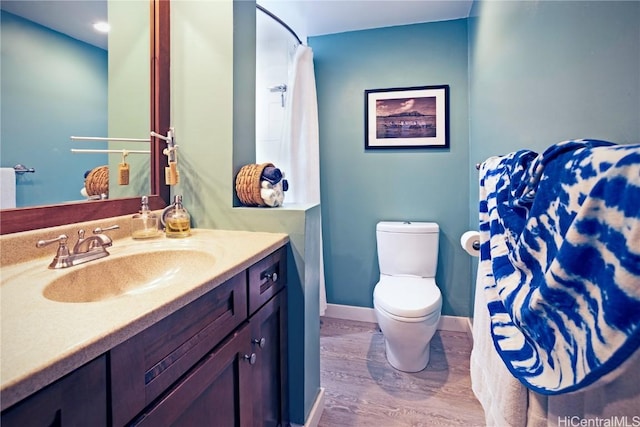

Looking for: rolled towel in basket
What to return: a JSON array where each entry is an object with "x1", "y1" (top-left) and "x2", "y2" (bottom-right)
[
  {"x1": 260, "y1": 180, "x2": 285, "y2": 207},
  {"x1": 261, "y1": 166, "x2": 283, "y2": 185}
]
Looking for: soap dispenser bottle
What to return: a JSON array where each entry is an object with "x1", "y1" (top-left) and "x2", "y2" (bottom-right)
[
  {"x1": 162, "y1": 195, "x2": 191, "y2": 238},
  {"x1": 131, "y1": 195, "x2": 160, "y2": 239}
]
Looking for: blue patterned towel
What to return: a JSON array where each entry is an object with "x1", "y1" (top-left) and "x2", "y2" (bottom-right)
[{"x1": 478, "y1": 139, "x2": 640, "y2": 394}]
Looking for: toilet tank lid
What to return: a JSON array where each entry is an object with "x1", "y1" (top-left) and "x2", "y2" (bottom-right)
[{"x1": 377, "y1": 221, "x2": 439, "y2": 233}]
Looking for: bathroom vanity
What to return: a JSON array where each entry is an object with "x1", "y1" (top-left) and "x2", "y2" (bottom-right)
[{"x1": 0, "y1": 226, "x2": 289, "y2": 426}]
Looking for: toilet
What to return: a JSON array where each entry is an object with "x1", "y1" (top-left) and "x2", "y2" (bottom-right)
[{"x1": 373, "y1": 221, "x2": 442, "y2": 372}]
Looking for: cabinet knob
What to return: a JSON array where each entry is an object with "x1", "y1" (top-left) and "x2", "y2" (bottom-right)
[
  {"x1": 261, "y1": 271, "x2": 278, "y2": 282},
  {"x1": 244, "y1": 353, "x2": 257, "y2": 365},
  {"x1": 252, "y1": 337, "x2": 266, "y2": 348}
]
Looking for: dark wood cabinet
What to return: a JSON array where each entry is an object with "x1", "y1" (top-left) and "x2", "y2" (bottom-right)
[
  {"x1": 0, "y1": 355, "x2": 107, "y2": 427},
  {"x1": 131, "y1": 289, "x2": 288, "y2": 427},
  {"x1": 131, "y1": 323, "x2": 255, "y2": 427},
  {"x1": 110, "y1": 273, "x2": 248, "y2": 427},
  {"x1": 113, "y1": 246, "x2": 288, "y2": 427},
  {"x1": 248, "y1": 245, "x2": 288, "y2": 426}
]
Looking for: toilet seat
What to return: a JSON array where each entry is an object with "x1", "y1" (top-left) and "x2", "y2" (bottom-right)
[{"x1": 374, "y1": 276, "x2": 441, "y2": 318}]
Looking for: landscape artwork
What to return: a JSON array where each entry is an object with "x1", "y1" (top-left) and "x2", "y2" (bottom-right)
[
  {"x1": 375, "y1": 96, "x2": 437, "y2": 139},
  {"x1": 365, "y1": 85, "x2": 449, "y2": 149}
]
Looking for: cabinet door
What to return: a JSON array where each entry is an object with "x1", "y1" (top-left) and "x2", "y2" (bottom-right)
[
  {"x1": 1, "y1": 355, "x2": 107, "y2": 427},
  {"x1": 132, "y1": 323, "x2": 254, "y2": 427},
  {"x1": 249, "y1": 289, "x2": 289, "y2": 427}
]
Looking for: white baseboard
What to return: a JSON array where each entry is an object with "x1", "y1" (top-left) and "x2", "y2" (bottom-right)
[
  {"x1": 323, "y1": 303, "x2": 471, "y2": 334},
  {"x1": 439, "y1": 315, "x2": 472, "y2": 334},
  {"x1": 290, "y1": 387, "x2": 325, "y2": 427},
  {"x1": 324, "y1": 303, "x2": 377, "y2": 323}
]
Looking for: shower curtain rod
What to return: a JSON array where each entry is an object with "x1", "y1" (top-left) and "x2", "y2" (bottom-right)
[{"x1": 256, "y1": 4, "x2": 303, "y2": 45}]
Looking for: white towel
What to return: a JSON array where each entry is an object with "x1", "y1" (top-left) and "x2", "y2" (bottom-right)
[
  {"x1": 0, "y1": 168, "x2": 16, "y2": 209},
  {"x1": 470, "y1": 259, "x2": 528, "y2": 427}
]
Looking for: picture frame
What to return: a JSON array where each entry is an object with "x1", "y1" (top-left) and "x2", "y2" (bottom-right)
[{"x1": 364, "y1": 85, "x2": 450, "y2": 149}]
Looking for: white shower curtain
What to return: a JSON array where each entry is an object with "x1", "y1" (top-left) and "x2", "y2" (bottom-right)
[{"x1": 280, "y1": 44, "x2": 327, "y2": 316}]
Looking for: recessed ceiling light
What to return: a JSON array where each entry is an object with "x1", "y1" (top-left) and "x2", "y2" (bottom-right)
[{"x1": 93, "y1": 22, "x2": 110, "y2": 33}]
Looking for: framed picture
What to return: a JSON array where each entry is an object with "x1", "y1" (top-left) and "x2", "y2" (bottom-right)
[{"x1": 364, "y1": 85, "x2": 449, "y2": 149}]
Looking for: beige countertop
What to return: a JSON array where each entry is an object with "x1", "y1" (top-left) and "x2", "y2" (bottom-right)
[{"x1": 0, "y1": 228, "x2": 288, "y2": 411}]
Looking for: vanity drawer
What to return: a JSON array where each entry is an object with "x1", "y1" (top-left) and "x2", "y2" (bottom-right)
[
  {"x1": 110, "y1": 273, "x2": 247, "y2": 427},
  {"x1": 248, "y1": 246, "x2": 287, "y2": 315}
]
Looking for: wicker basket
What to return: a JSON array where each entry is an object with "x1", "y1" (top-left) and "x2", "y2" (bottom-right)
[
  {"x1": 235, "y1": 163, "x2": 274, "y2": 206},
  {"x1": 85, "y1": 165, "x2": 109, "y2": 197}
]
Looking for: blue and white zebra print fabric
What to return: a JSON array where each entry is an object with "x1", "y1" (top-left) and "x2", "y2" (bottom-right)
[{"x1": 478, "y1": 139, "x2": 640, "y2": 394}]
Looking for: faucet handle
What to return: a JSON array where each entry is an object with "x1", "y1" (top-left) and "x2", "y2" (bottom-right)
[
  {"x1": 93, "y1": 225, "x2": 120, "y2": 234},
  {"x1": 36, "y1": 234, "x2": 68, "y2": 248},
  {"x1": 36, "y1": 235, "x2": 71, "y2": 264}
]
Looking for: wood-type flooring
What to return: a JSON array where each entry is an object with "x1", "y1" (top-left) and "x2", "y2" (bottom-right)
[{"x1": 317, "y1": 317, "x2": 486, "y2": 427}]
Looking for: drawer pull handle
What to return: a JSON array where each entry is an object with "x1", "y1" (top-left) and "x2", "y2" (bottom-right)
[
  {"x1": 252, "y1": 337, "x2": 266, "y2": 348},
  {"x1": 261, "y1": 271, "x2": 278, "y2": 282},
  {"x1": 244, "y1": 353, "x2": 257, "y2": 365}
]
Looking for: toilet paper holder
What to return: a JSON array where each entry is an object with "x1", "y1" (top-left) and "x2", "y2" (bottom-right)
[{"x1": 460, "y1": 231, "x2": 481, "y2": 256}]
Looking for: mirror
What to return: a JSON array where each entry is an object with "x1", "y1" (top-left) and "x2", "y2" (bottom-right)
[
  {"x1": 1, "y1": 0, "x2": 140, "y2": 206},
  {"x1": 0, "y1": 0, "x2": 170, "y2": 235}
]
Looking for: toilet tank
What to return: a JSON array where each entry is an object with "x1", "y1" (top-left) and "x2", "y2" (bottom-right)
[{"x1": 376, "y1": 221, "x2": 439, "y2": 278}]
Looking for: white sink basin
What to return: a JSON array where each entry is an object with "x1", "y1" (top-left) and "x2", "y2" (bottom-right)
[{"x1": 42, "y1": 249, "x2": 217, "y2": 303}]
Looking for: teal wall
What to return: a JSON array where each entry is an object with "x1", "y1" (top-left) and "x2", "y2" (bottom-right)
[
  {"x1": 1, "y1": 11, "x2": 107, "y2": 207},
  {"x1": 468, "y1": 0, "x2": 640, "y2": 230},
  {"x1": 170, "y1": 1, "x2": 320, "y2": 424},
  {"x1": 310, "y1": 19, "x2": 472, "y2": 317}
]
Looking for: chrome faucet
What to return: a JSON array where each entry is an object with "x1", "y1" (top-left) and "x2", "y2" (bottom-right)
[{"x1": 37, "y1": 225, "x2": 119, "y2": 269}]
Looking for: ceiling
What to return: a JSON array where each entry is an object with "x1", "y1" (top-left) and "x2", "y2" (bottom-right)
[
  {"x1": 1, "y1": 1, "x2": 473, "y2": 52},
  {"x1": 1, "y1": 1, "x2": 107, "y2": 50},
  {"x1": 258, "y1": 0, "x2": 474, "y2": 40}
]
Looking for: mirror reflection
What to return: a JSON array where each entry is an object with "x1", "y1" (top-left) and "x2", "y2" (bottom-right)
[{"x1": 0, "y1": 0, "x2": 150, "y2": 209}]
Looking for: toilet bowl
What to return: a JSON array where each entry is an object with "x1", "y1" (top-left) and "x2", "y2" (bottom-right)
[
  {"x1": 374, "y1": 275, "x2": 442, "y2": 372},
  {"x1": 373, "y1": 221, "x2": 442, "y2": 372}
]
